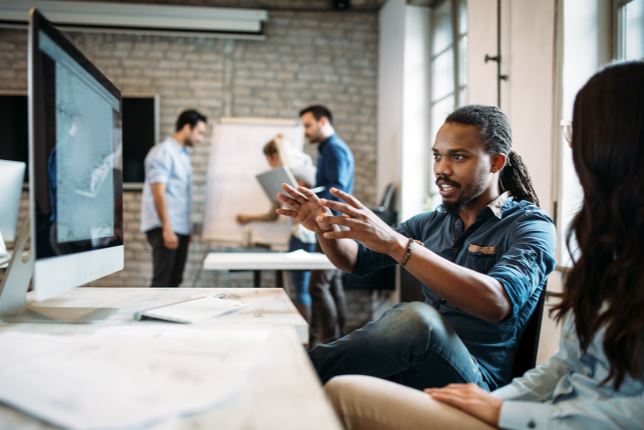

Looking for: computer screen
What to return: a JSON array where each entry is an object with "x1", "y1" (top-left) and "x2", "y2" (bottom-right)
[
  {"x1": 0, "y1": 8, "x2": 123, "y2": 320},
  {"x1": 30, "y1": 7, "x2": 124, "y2": 299}
]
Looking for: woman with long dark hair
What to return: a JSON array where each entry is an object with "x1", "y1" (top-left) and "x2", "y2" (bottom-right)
[{"x1": 324, "y1": 61, "x2": 644, "y2": 429}]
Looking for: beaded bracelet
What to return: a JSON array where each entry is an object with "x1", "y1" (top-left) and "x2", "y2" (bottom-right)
[{"x1": 400, "y1": 238, "x2": 414, "y2": 267}]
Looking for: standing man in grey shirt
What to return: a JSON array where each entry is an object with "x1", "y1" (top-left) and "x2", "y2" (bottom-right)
[{"x1": 140, "y1": 109, "x2": 207, "y2": 287}]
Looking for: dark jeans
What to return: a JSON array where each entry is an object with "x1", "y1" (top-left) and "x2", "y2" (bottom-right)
[
  {"x1": 309, "y1": 302, "x2": 490, "y2": 391},
  {"x1": 288, "y1": 235, "x2": 317, "y2": 305},
  {"x1": 309, "y1": 268, "x2": 347, "y2": 346},
  {"x1": 146, "y1": 227, "x2": 191, "y2": 288}
]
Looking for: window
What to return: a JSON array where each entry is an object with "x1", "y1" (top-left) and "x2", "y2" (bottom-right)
[
  {"x1": 557, "y1": 0, "x2": 643, "y2": 267},
  {"x1": 614, "y1": 0, "x2": 644, "y2": 60},
  {"x1": 427, "y1": 0, "x2": 467, "y2": 210}
]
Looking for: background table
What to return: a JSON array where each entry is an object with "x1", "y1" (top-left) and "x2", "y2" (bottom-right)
[{"x1": 202, "y1": 251, "x2": 337, "y2": 288}]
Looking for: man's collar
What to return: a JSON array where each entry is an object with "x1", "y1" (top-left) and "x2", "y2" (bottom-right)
[
  {"x1": 318, "y1": 134, "x2": 336, "y2": 152},
  {"x1": 436, "y1": 191, "x2": 512, "y2": 219},
  {"x1": 487, "y1": 191, "x2": 512, "y2": 219},
  {"x1": 168, "y1": 136, "x2": 189, "y2": 154}
]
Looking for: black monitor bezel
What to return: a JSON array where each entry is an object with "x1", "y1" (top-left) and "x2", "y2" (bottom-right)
[{"x1": 29, "y1": 8, "x2": 124, "y2": 260}]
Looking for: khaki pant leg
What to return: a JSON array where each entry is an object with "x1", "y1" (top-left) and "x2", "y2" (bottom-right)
[{"x1": 325, "y1": 375, "x2": 496, "y2": 430}]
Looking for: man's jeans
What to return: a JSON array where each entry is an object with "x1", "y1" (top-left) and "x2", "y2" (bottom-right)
[
  {"x1": 309, "y1": 302, "x2": 490, "y2": 391},
  {"x1": 309, "y1": 269, "x2": 347, "y2": 346}
]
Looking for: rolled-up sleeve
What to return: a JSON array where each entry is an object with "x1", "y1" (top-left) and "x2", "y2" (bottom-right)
[
  {"x1": 145, "y1": 147, "x2": 172, "y2": 185},
  {"x1": 353, "y1": 244, "x2": 397, "y2": 276},
  {"x1": 497, "y1": 392, "x2": 644, "y2": 430},
  {"x1": 487, "y1": 212, "x2": 556, "y2": 318}
]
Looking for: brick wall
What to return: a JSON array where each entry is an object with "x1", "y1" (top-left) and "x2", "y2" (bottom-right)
[{"x1": 0, "y1": 6, "x2": 385, "y2": 328}]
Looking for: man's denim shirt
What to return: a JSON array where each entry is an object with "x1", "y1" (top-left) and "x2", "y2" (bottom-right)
[
  {"x1": 315, "y1": 134, "x2": 354, "y2": 202},
  {"x1": 353, "y1": 192, "x2": 557, "y2": 389}
]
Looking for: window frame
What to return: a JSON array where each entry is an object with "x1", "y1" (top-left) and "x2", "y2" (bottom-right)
[
  {"x1": 426, "y1": 0, "x2": 467, "y2": 211},
  {"x1": 556, "y1": 0, "x2": 642, "y2": 269}
]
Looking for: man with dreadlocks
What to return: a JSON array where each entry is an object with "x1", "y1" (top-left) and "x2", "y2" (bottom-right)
[{"x1": 276, "y1": 105, "x2": 556, "y2": 393}]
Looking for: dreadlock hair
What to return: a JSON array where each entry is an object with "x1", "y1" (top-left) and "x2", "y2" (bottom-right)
[{"x1": 445, "y1": 105, "x2": 540, "y2": 206}]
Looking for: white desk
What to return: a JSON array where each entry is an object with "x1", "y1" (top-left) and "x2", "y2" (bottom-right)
[
  {"x1": 203, "y1": 251, "x2": 337, "y2": 288},
  {"x1": 0, "y1": 287, "x2": 341, "y2": 430}
]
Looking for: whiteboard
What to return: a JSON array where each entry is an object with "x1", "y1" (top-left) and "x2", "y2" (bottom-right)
[{"x1": 202, "y1": 118, "x2": 305, "y2": 248}]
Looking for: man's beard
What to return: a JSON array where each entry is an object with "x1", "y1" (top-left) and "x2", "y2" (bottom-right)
[
  {"x1": 441, "y1": 182, "x2": 487, "y2": 214},
  {"x1": 306, "y1": 131, "x2": 323, "y2": 144}
]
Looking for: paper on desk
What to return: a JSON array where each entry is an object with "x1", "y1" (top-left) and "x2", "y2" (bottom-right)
[
  {"x1": 284, "y1": 249, "x2": 312, "y2": 260},
  {"x1": 0, "y1": 326, "x2": 269, "y2": 430}
]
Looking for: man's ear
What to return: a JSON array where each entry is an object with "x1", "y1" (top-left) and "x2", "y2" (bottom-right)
[
  {"x1": 491, "y1": 153, "x2": 507, "y2": 173},
  {"x1": 179, "y1": 123, "x2": 192, "y2": 135}
]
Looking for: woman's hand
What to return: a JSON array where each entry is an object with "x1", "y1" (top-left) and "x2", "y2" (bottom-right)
[
  {"x1": 425, "y1": 384, "x2": 502, "y2": 428},
  {"x1": 236, "y1": 214, "x2": 252, "y2": 225}
]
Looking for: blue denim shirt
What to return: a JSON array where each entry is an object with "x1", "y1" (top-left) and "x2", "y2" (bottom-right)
[
  {"x1": 140, "y1": 137, "x2": 193, "y2": 235},
  {"x1": 494, "y1": 314, "x2": 644, "y2": 429},
  {"x1": 315, "y1": 134, "x2": 354, "y2": 202},
  {"x1": 353, "y1": 193, "x2": 557, "y2": 389}
]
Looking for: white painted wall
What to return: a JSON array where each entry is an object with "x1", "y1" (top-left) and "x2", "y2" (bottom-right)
[
  {"x1": 508, "y1": 1, "x2": 557, "y2": 212},
  {"x1": 377, "y1": 0, "x2": 405, "y2": 205},
  {"x1": 378, "y1": 1, "x2": 432, "y2": 220},
  {"x1": 401, "y1": 6, "x2": 432, "y2": 220},
  {"x1": 467, "y1": 0, "x2": 497, "y2": 105}
]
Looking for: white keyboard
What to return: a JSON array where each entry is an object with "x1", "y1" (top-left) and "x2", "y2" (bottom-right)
[{"x1": 133, "y1": 295, "x2": 247, "y2": 324}]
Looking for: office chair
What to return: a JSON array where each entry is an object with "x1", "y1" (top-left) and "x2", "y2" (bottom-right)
[
  {"x1": 511, "y1": 287, "x2": 547, "y2": 378},
  {"x1": 371, "y1": 183, "x2": 397, "y2": 226}
]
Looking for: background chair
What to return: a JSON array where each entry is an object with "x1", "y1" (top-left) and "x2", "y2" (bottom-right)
[{"x1": 370, "y1": 182, "x2": 397, "y2": 226}]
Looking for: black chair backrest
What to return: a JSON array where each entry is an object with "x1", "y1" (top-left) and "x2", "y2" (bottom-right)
[
  {"x1": 378, "y1": 183, "x2": 396, "y2": 211},
  {"x1": 372, "y1": 183, "x2": 397, "y2": 226},
  {"x1": 511, "y1": 287, "x2": 547, "y2": 378}
]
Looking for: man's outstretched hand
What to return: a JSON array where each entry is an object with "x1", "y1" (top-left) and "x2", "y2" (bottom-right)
[
  {"x1": 317, "y1": 187, "x2": 407, "y2": 257},
  {"x1": 275, "y1": 183, "x2": 333, "y2": 233}
]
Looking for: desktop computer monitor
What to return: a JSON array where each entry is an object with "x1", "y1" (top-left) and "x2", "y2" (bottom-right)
[{"x1": 0, "y1": 8, "x2": 124, "y2": 321}]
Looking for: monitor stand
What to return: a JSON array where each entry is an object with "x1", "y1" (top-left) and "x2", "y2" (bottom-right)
[{"x1": 0, "y1": 220, "x2": 117, "y2": 324}]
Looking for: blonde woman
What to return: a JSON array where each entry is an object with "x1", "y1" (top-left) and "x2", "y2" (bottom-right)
[{"x1": 236, "y1": 135, "x2": 316, "y2": 319}]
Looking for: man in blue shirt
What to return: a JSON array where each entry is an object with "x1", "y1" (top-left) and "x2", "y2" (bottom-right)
[
  {"x1": 299, "y1": 105, "x2": 355, "y2": 345},
  {"x1": 140, "y1": 109, "x2": 207, "y2": 287},
  {"x1": 278, "y1": 105, "x2": 556, "y2": 391}
]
